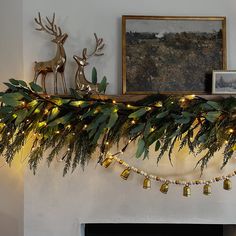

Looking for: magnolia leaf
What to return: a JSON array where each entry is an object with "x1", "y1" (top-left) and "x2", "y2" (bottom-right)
[
  {"x1": 29, "y1": 82, "x2": 43, "y2": 93},
  {"x1": 15, "y1": 109, "x2": 28, "y2": 125},
  {"x1": 136, "y1": 139, "x2": 145, "y2": 158},
  {"x1": 205, "y1": 111, "x2": 221, "y2": 123},
  {"x1": 128, "y1": 108, "x2": 147, "y2": 119},
  {"x1": 98, "y1": 76, "x2": 108, "y2": 93},
  {"x1": 92, "y1": 67, "x2": 97, "y2": 85}
]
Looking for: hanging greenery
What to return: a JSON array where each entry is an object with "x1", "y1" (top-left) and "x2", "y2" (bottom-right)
[{"x1": 0, "y1": 79, "x2": 236, "y2": 176}]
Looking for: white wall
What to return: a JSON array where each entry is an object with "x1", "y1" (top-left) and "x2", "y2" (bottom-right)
[
  {"x1": 0, "y1": 0, "x2": 24, "y2": 236},
  {"x1": 7, "y1": 0, "x2": 236, "y2": 235}
]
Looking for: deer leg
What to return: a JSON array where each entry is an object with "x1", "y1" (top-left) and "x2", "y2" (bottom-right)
[
  {"x1": 61, "y1": 72, "x2": 67, "y2": 94},
  {"x1": 42, "y1": 73, "x2": 47, "y2": 94},
  {"x1": 54, "y1": 70, "x2": 58, "y2": 95},
  {"x1": 34, "y1": 71, "x2": 39, "y2": 83}
]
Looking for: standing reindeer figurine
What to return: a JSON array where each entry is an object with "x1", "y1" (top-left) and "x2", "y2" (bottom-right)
[
  {"x1": 34, "y1": 12, "x2": 68, "y2": 94},
  {"x1": 73, "y1": 33, "x2": 105, "y2": 94}
]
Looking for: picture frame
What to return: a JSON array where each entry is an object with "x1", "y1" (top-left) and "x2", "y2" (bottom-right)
[
  {"x1": 122, "y1": 15, "x2": 227, "y2": 95},
  {"x1": 212, "y1": 70, "x2": 236, "y2": 94}
]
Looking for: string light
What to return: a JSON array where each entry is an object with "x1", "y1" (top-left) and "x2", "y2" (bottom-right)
[
  {"x1": 229, "y1": 128, "x2": 234, "y2": 134},
  {"x1": 112, "y1": 100, "x2": 116, "y2": 104},
  {"x1": 44, "y1": 109, "x2": 49, "y2": 115},
  {"x1": 131, "y1": 120, "x2": 136, "y2": 125},
  {"x1": 155, "y1": 101, "x2": 163, "y2": 107},
  {"x1": 150, "y1": 127, "x2": 155, "y2": 133}
]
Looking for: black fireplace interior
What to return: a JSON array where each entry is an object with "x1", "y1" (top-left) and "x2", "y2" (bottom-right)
[{"x1": 85, "y1": 223, "x2": 223, "y2": 236}]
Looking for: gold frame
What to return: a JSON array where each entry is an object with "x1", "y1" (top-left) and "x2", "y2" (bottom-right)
[
  {"x1": 212, "y1": 70, "x2": 236, "y2": 94},
  {"x1": 122, "y1": 15, "x2": 227, "y2": 95}
]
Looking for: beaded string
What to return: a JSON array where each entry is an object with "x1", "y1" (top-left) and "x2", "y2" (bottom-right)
[{"x1": 101, "y1": 151, "x2": 234, "y2": 196}]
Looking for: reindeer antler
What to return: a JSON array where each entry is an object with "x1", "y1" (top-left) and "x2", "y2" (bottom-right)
[
  {"x1": 82, "y1": 33, "x2": 105, "y2": 59},
  {"x1": 34, "y1": 12, "x2": 62, "y2": 37}
]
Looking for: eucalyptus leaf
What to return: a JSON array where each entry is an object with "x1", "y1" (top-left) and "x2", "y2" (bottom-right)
[
  {"x1": 130, "y1": 123, "x2": 145, "y2": 135},
  {"x1": 98, "y1": 76, "x2": 108, "y2": 93},
  {"x1": 205, "y1": 111, "x2": 221, "y2": 123},
  {"x1": 136, "y1": 139, "x2": 145, "y2": 158},
  {"x1": 47, "y1": 113, "x2": 73, "y2": 127},
  {"x1": 29, "y1": 82, "x2": 43, "y2": 93},
  {"x1": 9, "y1": 78, "x2": 19, "y2": 86},
  {"x1": 128, "y1": 108, "x2": 147, "y2": 119},
  {"x1": 92, "y1": 67, "x2": 97, "y2": 85},
  {"x1": 156, "y1": 111, "x2": 169, "y2": 119},
  {"x1": 107, "y1": 112, "x2": 118, "y2": 129},
  {"x1": 18, "y1": 80, "x2": 28, "y2": 88},
  {"x1": 206, "y1": 101, "x2": 221, "y2": 110},
  {"x1": 155, "y1": 140, "x2": 161, "y2": 151},
  {"x1": 15, "y1": 109, "x2": 28, "y2": 125}
]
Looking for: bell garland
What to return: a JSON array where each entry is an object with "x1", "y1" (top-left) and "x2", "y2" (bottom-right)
[
  {"x1": 102, "y1": 152, "x2": 235, "y2": 197},
  {"x1": 0, "y1": 79, "x2": 236, "y2": 181}
]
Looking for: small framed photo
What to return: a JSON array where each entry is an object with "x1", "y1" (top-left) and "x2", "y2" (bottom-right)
[
  {"x1": 122, "y1": 15, "x2": 227, "y2": 94},
  {"x1": 212, "y1": 70, "x2": 236, "y2": 94}
]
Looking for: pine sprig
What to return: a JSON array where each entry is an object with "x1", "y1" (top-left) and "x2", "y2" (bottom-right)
[{"x1": 0, "y1": 79, "x2": 236, "y2": 174}]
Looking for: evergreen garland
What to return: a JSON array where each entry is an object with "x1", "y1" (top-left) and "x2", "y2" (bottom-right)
[{"x1": 0, "y1": 79, "x2": 236, "y2": 175}]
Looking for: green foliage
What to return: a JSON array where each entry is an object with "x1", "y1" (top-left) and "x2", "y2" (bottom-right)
[
  {"x1": 98, "y1": 76, "x2": 108, "y2": 93},
  {"x1": 1, "y1": 79, "x2": 236, "y2": 175},
  {"x1": 92, "y1": 67, "x2": 97, "y2": 85}
]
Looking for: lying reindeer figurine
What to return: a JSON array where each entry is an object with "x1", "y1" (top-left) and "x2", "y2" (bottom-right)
[{"x1": 73, "y1": 33, "x2": 105, "y2": 94}]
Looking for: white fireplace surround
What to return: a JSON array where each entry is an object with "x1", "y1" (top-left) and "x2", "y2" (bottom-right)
[{"x1": 1, "y1": 0, "x2": 236, "y2": 236}]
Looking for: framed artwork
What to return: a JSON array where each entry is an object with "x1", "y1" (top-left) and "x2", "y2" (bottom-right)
[
  {"x1": 212, "y1": 70, "x2": 236, "y2": 94},
  {"x1": 122, "y1": 15, "x2": 227, "y2": 94}
]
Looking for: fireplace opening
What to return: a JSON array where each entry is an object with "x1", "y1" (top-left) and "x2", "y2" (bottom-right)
[{"x1": 85, "y1": 223, "x2": 223, "y2": 236}]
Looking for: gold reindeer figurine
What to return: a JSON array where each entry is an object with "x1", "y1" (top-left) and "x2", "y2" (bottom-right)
[
  {"x1": 33, "y1": 12, "x2": 68, "y2": 95},
  {"x1": 73, "y1": 33, "x2": 104, "y2": 94}
]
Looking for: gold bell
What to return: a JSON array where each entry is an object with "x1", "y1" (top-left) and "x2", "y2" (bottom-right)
[
  {"x1": 160, "y1": 182, "x2": 169, "y2": 194},
  {"x1": 120, "y1": 168, "x2": 131, "y2": 180},
  {"x1": 183, "y1": 185, "x2": 191, "y2": 197},
  {"x1": 203, "y1": 183, "x2": 211, "y2": 196},
  {"x1": 223, "y1": 178, "x2": 232, "y2": 190},
  {"x1": 143, "y1": 177, "x2": 151, "y2": 189},
  {"x1": 101, "y1": 157, "x2": 113, "y2": 168}
]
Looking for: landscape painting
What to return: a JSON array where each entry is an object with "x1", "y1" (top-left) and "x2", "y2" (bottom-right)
[
  {"x1": 212, "y1": 71, "x2": 236, "y2": 94},
  {"x1": 122, "y1": 16, "x2": 226, "y2": 94}
]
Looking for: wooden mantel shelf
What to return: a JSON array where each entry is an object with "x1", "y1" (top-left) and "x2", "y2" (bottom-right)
[{"x1": 90, "y1": 94, "x2": 235, "y2": 103}]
